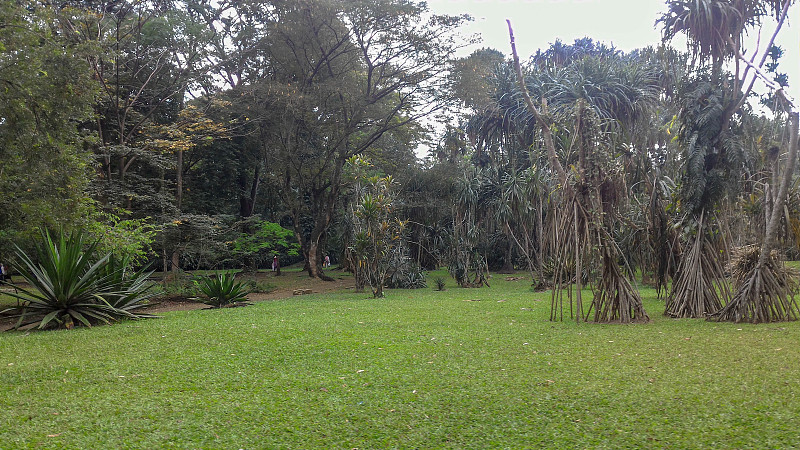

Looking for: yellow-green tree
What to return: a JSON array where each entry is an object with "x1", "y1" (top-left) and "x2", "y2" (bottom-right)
[{"x1": 347, "y1": 156, "x2": 406, "y2": 298}]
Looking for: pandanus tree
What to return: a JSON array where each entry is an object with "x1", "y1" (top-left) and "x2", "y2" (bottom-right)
[
  {"x1": 507, "y1": 26, "x2": 658, "y2": 323},
  {"x1": 463, "y1": 61, "x2": 547, "y2": 276},
  {"x1": 449, "y1": 165, "x2": 492, "y2": 287},
  {"x1": 663, "y1": 73, "x2": 741, "y2": 317},
  {"x1": 660, "y1": 0, "x2": 799, "y2": 320},
  {"x1": 714, "y1": 113, "x2": 799, "y2": 322}
]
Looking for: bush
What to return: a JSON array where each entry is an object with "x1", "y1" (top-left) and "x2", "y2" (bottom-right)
[
  {"x1": 194, "y1": 273, "x2": 252, "y2": 308},
  {"x1": 97, "y1": 255, "x2": 158, "y2": 314},
  {"x1": 434, "y1": 276, "x2": 447, "y2": 291},
  {"x1": 386, "y1": 258, "x2": 427, "y2": 289},
  {"x1": 2, "y1": 230, "x2": 156, "y2": 330},
  {"x1": 156, "y1": 270, "x2": 198, "y2": 301}
]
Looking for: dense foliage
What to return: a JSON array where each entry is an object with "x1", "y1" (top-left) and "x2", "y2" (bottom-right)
[
  {"x1": 2, "y1": 231, "x2": 155, "y2": 329},
  {"x1": 1, "y1": 0, "x2": 799, "y2": 325}
]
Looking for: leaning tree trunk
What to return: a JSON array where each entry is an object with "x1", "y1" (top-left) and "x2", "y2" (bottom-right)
[{"x1": 712, "y1": 112, "x2": 800, "y2": 323}]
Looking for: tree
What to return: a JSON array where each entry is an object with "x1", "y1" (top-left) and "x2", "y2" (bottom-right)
[
  {"x1": 231, "y1": 217, "x2": 300, "y2": 272},
  {"x1": 714, "y1": 113, "x2": 799, "y2": 322},
  {"x1": 346, "y1": 156, "x2": 406, "y2": 298},
  {"x1": 56, "y1": 0, "x2": 222, "y2": 272},
  {"x1": 0, "y1": 1, "x2": 97, "y2": 256},
  {"x1": 448, "y1": 165, "x2": 492, "y2": 288},
  {"x1": 660, "y1": 0, "x2": 798, "y2": 320},
  {"x1": 239, "y1": 0, "x2": 469, "y2": 278},
  {"x1": 507, "y1": 26, "x2": 656, "y2": 323}
]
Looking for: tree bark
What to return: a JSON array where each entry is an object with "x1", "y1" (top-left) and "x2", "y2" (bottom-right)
[
  {"x1": 507, "y1": 20, "x2": 568, "y2": 190},
  {"x1": 171, "y1": 248, "x2": 180, "y2": 273},
  {"x1": 760, "y1": 112, "x2": 799, "y2": 265},
  {"x1": 239, "y1": 164, "x2": 260, "y2": 218},
  {"x1": 176, "y1": 149, "x2": 183, "y2": 210}
]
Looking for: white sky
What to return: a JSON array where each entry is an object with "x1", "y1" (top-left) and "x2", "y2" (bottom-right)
[{"x1": 425, "y1": 0, "x2": 800, "y2": 103}]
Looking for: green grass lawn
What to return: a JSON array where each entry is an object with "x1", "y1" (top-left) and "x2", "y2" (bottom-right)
[{"x1": 2, "y1": 270, "x2": 800, "y2": 449}]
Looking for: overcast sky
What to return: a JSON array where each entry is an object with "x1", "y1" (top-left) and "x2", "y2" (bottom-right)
[{"x1": 425, "y1": 0, "x2": 800, "y2": 102}]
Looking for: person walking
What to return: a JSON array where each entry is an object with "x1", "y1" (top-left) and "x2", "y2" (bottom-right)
[
  {"x1": 0, "y1": 262, "x2": 6, "y2": 283},
  {"x1": 272, "y1": 255, "x2": 278, "y2": 272}
]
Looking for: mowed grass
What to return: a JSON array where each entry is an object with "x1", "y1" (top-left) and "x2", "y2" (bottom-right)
[{"x1": 2, "y1": 271, "x2": 800, "y2": 449}]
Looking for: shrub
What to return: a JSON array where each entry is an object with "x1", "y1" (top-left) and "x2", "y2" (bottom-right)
[
  {"x1": 156, "y1": 270, "x2": 198, "y2": 301},
  {"x1": 98, "y1": 255, "x2": 158, "y2": 315},
  {"x1": 194, "y1": 273, "x2": 252, "y2": 308},
  {"x1": 386, "y1": 259, "x2": 427, "y2": 289},
  {"x1": 3, "y1": 230, "x2": 156, "y2": 330},
  {"x1": 434, "y1": 277, "x2": 447, "y2": 291}
]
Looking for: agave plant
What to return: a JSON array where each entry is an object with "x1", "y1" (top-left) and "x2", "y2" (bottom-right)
[
  {"x1": 97, "y1": 254, "x2": 158, "y2": 316},
  {"x1": 194, "y1": 273, "x2": 252, "y2": 308},
  {"x1": 4, "y1": 230, "x2": 155, "y2": 330}
]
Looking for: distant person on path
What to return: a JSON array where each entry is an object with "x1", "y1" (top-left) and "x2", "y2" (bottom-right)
[
  {"x1": 272, "y1": 255, "x2": 279, "y2": 272},
  {"x1": 0, "y1": 263, "x2": 6, "y2": 283},
  {"x1": 324, "y1": 255, "x2": 330, "y2": 268}
]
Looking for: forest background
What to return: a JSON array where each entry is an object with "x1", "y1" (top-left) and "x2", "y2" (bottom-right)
[{"x1": 2, "y1": 0, "x2": 799, "y2": 322}]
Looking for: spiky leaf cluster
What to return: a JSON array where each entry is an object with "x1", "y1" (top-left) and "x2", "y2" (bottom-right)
[{"x1": 673, "y1": 73, "x2": 745, "y2": 216}]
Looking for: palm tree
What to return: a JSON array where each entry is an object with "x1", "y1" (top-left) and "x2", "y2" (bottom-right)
[
  {"x1": 712, "y1": 113, "x2": 800, "y2": 322},
  {"x1": 507, "y1": 25, "x2": 659, "y2": 323},
  {"x1": 659, "y1": 0, "x2": 762, "y2": 73},
  {"x1": 660, "y1": 0, "x2": 796, "y2": 320}
]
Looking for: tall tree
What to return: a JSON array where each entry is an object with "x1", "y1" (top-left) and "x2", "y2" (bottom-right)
[
  {"x1": 242, "y1": 0, "x2": 469, "y2": 278},
  {"x1": 507, "y1": 27, "x2": 657, "y2": 323},
  {"x1": 0, "y1": 1, "x2": 98, "y2": 255},
  {"x1": 59, "y1": 0, "x2": 222, "y2": 270},
  {"x1": 660, "y1": 0, "x2": 796, "y2": 319}
]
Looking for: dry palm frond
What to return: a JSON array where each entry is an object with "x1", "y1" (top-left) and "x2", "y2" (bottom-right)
[
  {"x1": 728, "y1": 244, "x2": 799, "y2": 292},
  {"x1": 712, "y1": 246, "x2": 800, "y2": 323}
]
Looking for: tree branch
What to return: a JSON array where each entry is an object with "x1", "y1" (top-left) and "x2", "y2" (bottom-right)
[{"x1": 506, "y1": 20, "x2": 569, "y2": 188}]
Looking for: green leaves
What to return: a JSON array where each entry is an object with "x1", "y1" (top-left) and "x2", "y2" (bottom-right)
[
  {"x1": 231, "y1": 217, "x2": 300, "y2": 271},
  {"x1": 3, "y1": 230, "x2": 156, "y2": 330},
  {"x1": 348, "y1": 156, "x2": 406, "y2": 297},
  {"x1": 194, "y1": 273, "x2": 253, "y2": 308}
]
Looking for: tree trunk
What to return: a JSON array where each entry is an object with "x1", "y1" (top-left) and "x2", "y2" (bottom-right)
[
  {"x1": 306, "y1": 226, "x2": 334, "y2": 281},
  {"x1": 499, "y1": 232, "x2": 514, "y2": 273},
  {"x1": 176, "y1": 149, "x2": 183, "y2": 210},
  {"x1": 536, "y1": 195, "x2": 544, "y2": 282},
  {"x1": 760, "y1": 112, "x2": 798, "y2": 265},
  {"x1": 575, "y1": 202, "x2": 582, "y2": 323},
  {"x1": 307, "y1": 238, "x2": 322, "y2": 278},
  {"x1": 171, "y1": 249, "x2": 180, "y2": 273},
  {"x1": 507, "y1": 20, "x2": 568, "y2": 190},
  {"x1": 239, "y1": 164, "x2": 260, "y2": 218}
]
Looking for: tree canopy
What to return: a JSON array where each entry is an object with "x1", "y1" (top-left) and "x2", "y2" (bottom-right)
[{"x1": 2, "y1": 0, "x2": 799, "y2": 324}]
